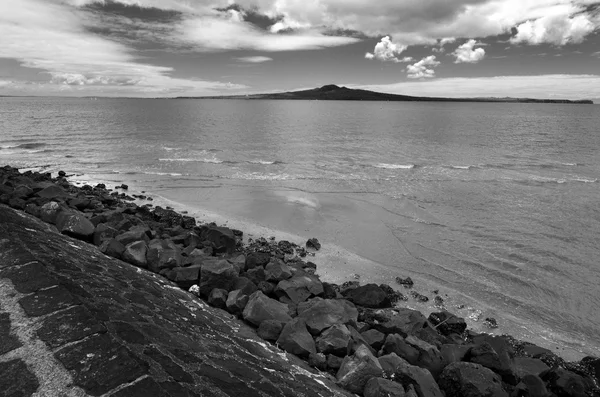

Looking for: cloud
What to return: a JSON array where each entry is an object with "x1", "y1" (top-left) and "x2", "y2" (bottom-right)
[
  {"x1": 593, "y1": 51, "x2": 600, "y2": 57},
  {"x1": 364, "y1": 36, "x2": 407, "y2": 62},
  {"x1": 235, "y1": 56, "x2": 273, "y2": 63},
  {"x1": 406, "y1": 56, "x2": 440, "y2": 79},
  {"x1": 452, "y1": 39, "x2": 486, "y2": 63},
  {"x1": 0, "y1": 0, "x2": 246, "y2": 97},
  {"x1": 353, "y1": 74, "x2": 600, "y2": 100},
  {"x1": 511, "y1": 12, "x2": 597, "y2": 45}
]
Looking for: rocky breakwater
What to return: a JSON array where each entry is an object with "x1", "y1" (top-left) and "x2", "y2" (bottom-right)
[{"x1": 1, "y1": 165, "x2": 599, "y2": 397}]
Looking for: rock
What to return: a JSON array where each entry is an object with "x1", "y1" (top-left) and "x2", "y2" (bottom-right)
[
  {"x1": 242, "y1": 291, "x2": 292, "y2": 327},
  {"x1": 483, "y1": 317, "x2": 498, "y2": 329},
  {"x1": 147, "y1": 239, "x2": 183, "y2": 273},
  {"x1": 315, "y1": 324, "x2": 351, "y2": 356},
  {"x1": 428, "y1": 311, "x2": 467, "y2": 336},
  {"x1": 257, "y1": 280, "x2": 275, "y2": 296},
  {"x1": 348, "y1": 326, "x2": 376, "y2": 355},
  {"x1": 468, "y1": 338, "x2": 517, "y2": 385},
  {"x1": 580, "y1": 356, "x2": 600, "y2": 381},
  {"x1": 55, "y1": 210, "x2": 95, "y2": 241},
  {"x1": 327, "y1": 354, "x2": 344, "y2": 371},
  {"x1": 265, "y1": 259, "x2": 293, "y2": 282},
  {"x1": 245, "y1": 267, "x2": 266, "y2": 285},
  {"x1": 336, "y1": 345, "x2": 383, "y2": 394},
  {"x1": 39, "y1": 201, "x2": 62, "y2": 224},
  {"x1": 58, "y1": 170, "x2": 66, "y2": 177},
  {"x1": 99, "y1": 238, "x2": 126, "y2": 259},
  {"x1": 361, "y1": 329, "x2": 386, "y2": 351},
  {"x1": 115, "y1": 227, "x2": 150, "y2": 246},
  {"x1": 379, "y1": 284, "x2": 407, "y2": 305},
  {"x1": 24, "y1": 203, "x2": 40, "y2": 217},
  {"x1": 168, "y1": 265, "x2": 202, "y2": 290},
  {"x1": 276, "y1": 318, "x2": 316, "y2": 358},
  {"x1": 540, "y1": 368, "x2": 589, "y2": 397},
  {"x1": 245, "y1": 252, "x2": 271, "y2": 270},
  {"x1": 440, "y1": 344, "x2": 472, "y2": 366},
  {"x1": 199, "y1": 260, "x2": 238, "y2": 297},
  {"x1": 404, "y1": 335, "x2": 445, "y2": 380},
  {"x1": 298, "y1": 299, "x2": 358, "y2": 335},
  {"x1": 513, "y1": 374, "x2": 549, "y2": 397},
  {"x1": 378, "y1": 353, "x2": 443, "y2": 397},
  {"x1": 364, "y1": 377, "x2": 406, "y2": 397},
  {"x1": 207, "y1": 288, "x2": 228, "y2": 310},
  {"x1": 438, "y1": 362, "x2": 508, "y2": 397},
  {"x1": 181, "y1": 215, "x2": 196, "y2": 229},
  {"x1": 92, "y1": 223, "x2": 118, "y2": 246},
  {"x1": 201, "y1": 226, "x2": 236, "y2": 254},
  {"x1": 306, "y1": 238, "x2": 321, "y2": 250},
  {"x1": 36, "y1": 184, "x2": 68, "y2": 199},
  {"x1": 122, "y1": 241, "x2": 148, "y2": 268},
  {"x1": 382, "y1": 334, "x2": 420, "y2": 365},
  {"x1": 308, "y1": 353, "x2": 327, "y2": 371},
  {"x1": 395, "y1": 277, "x2": 414, "y2": 287},
  {"x1": 232, "y1": 277, "x2": 258, "y2": 296},
  {"x1": 257, "y1": 320, "x2": 284, "y2": 341},
  {"x1": 227, "y1": 254, "x2": 246, "y2": 273},
  {"x1": 514, "y1": 357, "x2": 549, "y2": 378},
  {"x1": 225, "y1": 289, "x2": 249, "y2": 315},
  {"x1": 342, "y1": 284, "x2": 391, "y2": 308},
  {"x1": 374, "y1": 308, "x2": 427, "y2": 337},
  {"x1": 275, "y1": 274, "x2": 324, "y2": 304},
  {"x1": 322, "y1": 282, "x2": 339, "y2": 299}
]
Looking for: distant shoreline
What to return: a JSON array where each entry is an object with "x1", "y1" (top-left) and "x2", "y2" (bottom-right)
[{"x1": 177, "y1": 84, "x2": 595, "y2": 105}]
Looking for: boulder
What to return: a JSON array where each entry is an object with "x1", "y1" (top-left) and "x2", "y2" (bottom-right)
[
  {"x1": 242, "y1": 291, "x2": 292, "y2": 327},
  {"x1": 276, "y1": 317, "x2": 316, "y2": 358},
  {"x1": 245, "y1": 267, "x2": 267, "y2": 285},
  {"x1": 257, "y1": 320, "x2": 284, "y2": 341},
  {"x1": 315, "y1": 324, "x2": 351, "y2": 356},
  {"x1": 327, "y1": 355, "x2": 344, "y2": 371},
  {"x1": 201, "y1": 226, "x2": 236, "y2": 254},
  {"x1": 513, "y1": 374, "x2": 549, "y2": 397},
  {"x1": 36, "y1": 184, "x2": 68, "y2": 199},
  {"x1": 232, "y1": 277, "x2": 258, "y2": 296},
  {"x1": 93, "y1": 223, "x2": 118, "y2": 246},
  {"x1": 428, "y1": 311, "x2": 467, "y2": 336},
  {"x1": 225, "y1": 289, "x2": 249, "y2": 315},
  {"x1": 245, "y1": 252, "x2": 271, "y2": 270},
  {"x1": 308, "y1": 353, "x2": 327, "y2": 371},
  {"x1": 440, "y1": 344, "x2": 472, "y2": 366},
  {"x1": 39, "y1": 201, "x2": 62, "y2": 224},
  {"x1": 24, "y1": 203, "x2": 40, "y2": 217},
  {"x1": 147, "y1": 239, "x2": 182, "y2": 273},
  {"x1": 514, "y1": 357, "x2": 549, "y2": 378},
  {"x1": 199, "y1": 260, "x2": 238, "y2": 297},
  {"x1": 382, "y1": 334, "x2": 420, "y2": 365},
  {"x1": 168, "y1": 265, "x2": 202, "y2": 290},
  {"x1": 378, "y1": 353, "x2": 443, "y2": 397},
  {"x1": 306, "y1": 238, "x2": 321, "y2": 250},
  {"x1": 364, "y1": 377, "x2": 406, "y2": 397},
  {"x1": 374, "y1": 308, "x2": 427, "y2": 337},
  {"x1": 438, "y1": 362, "x2": 508, "y2": 397},
  {"x1": 343, "y1": 284, "x2": 391, "y2": 308},
  {"x1": 207, "y1": 288, "x2": 228, "y2": 310},
  {"x1": 265, "y1": 259, "x2": 293, "y2": 282},
  {"x1": 336, "y1": 345, "x2": 383, "y2": 394},
  {"x1": 348, "y1": 326, "x2": 377, "y2": 355},
  {"x1": 540, "y1": 368, "x2": 589, "y2": 397},
  {"x1": 55, "y1": 210, "x2": 95, "y2": 241},
  {"x1": 298, "y1": 299, "x2": 358, "y2": 335},
  {"x1": 467, "y1": 342, "x2": 516, "y2": 384},
  {"x1": 115, "y1": 227, "x2": 150, "y2": 246},
  {"x1": 257, "y1": 280, "x2": 275, "y2": 296},
  {"x1": 227, "y1": 254, "x2": 246, "y2": 273},
  {"x1": 361, "y1": 329, "x2": 386, "y2": 351},
  {"x1": 275, "y1": 274, "x2": 324, "y2": 304},
  {"x1": 100, "y1": 238, "x2": 126, "y2": 259},
  {"x1": 122, "y1": 241, "x2": 148, "y2": 268},
  {"x1": 404, "y1": 335, "x2": 445, "y2": 379}
]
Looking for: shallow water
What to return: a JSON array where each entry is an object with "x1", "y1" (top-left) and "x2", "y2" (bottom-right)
[{"x1": 2, "y1": 97, "x2": 600, "y2": 359}]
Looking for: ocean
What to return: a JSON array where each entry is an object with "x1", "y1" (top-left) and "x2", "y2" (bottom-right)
[{"x1": 1, "y1": 96, "x2": 599, "y2": 360}]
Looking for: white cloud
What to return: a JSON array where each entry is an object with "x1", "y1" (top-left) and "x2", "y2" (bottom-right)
[
  {"x1": 511, "y1": 12, "x2": 596, "y2": 45},
  {"x1": 453, "y1": 39, "x2": 486, "y2": 63},
  {"x1": 365, "y1": 36, "x2": 407, "y2": 62},
  {"x1": 353, "y1": 74, "x2": 600, "y2": 100},
  {"x1": 406, "y1": 56, "x2": 440, "y2": 79},
  {"x1": 235, "y1": 56, "x2": 273, "y2": 63}
]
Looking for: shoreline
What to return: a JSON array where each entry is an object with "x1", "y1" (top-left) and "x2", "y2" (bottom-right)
[
  {"x1": 2, "y1": 164, "x2": 600, "y2": 396},
  {"x1": 63, "y1": 169, "x2": 599, "y2": 362}
]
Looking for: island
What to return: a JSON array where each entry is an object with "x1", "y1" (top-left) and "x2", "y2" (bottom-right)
[{"x1": 179, "y1": 84, "x2": 594, "y2": 104}]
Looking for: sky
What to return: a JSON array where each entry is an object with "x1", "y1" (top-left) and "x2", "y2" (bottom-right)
[{"x1": 1, "y1": 0, "x2": 600, "y2": 99}]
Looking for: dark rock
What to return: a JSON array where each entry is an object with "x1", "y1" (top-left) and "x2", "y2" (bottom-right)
[
  {"x1": 395, "y1": 277, "x2": 414, "y2": 287},
  {"x1": 245, "y1": 267, "x2": 267, "y2": 285},
  {"x1": 540, "y1": 368, "x2": 589, "y2": 397},
  {"x1": 297, "y1": 299, "x2": 358, "y2": 335},
  {"x1": 181, "y1": 215, "x2": 196, "y2": 229},
  {"x1": 58, "y1": 170, "x2": 66, "y2": 177},
  {"x1": 115, "y1": 227, "x2": 150, "y2": 246},
  {"x1": 39, "y1": 201, "x2": 62, "y2": 223},
  {"x1": 242, "y1": 291, "x2": 292, "y2": 327},
  {"x1": 440, "y1": 344, "x2": 472, "y2": 366},
  {"x1": 168, "y1": 265, "x2": 202, "y2": 290},
  {"x1": 513, "y1": 374, "x2": 549, "y2": 397},
  {"x1": 315, "y1": 324, "x2": 351, "y2": 356},
  {"x1": 361, "y1": 329, "x2": 386, "y2": 351},
  {"x1": 382, "y1": 334, "x2": 420, "y2": 366},
  {"x1": 24, "y1": 203, "x2": 40, "y2": 217},
  {"x1": 93, "y1": 223, "x2": 118, "y2": 246},
  {"x1": 322, "y1": 282, "x2": 340, "y2": 299},
  {"x1": 100, "y1": 238, "x2": 126, "y2": 259},
  {"x1": 275, "y1": 274, "x2": 324, "y2": 304},
  {"x1": 55, "y1": 210, "x2": 95, "y2": 241},
  {"x1": 208, "y1": 288, "x2": 228, "y2": 309},
  {"x1": 36, "y1": 184, "x2": 68, "y2": 199},
  {"x1": 0, "y1": 359, "x2": 40, "y2": 397},
  {"x1": 374, "y1": 308, "x2": 427, "y2": 337},
  {"x1": 308, "y1": 352, "x2": 327, "y2": 371},
  {"x1": 265, "y1": 259, "x2": 293, "y2": 282},
  {"x1": 428, "y1": 311, "x2": 467, "y2": 336},
  {"x1": 438, "y1": 362, "x2": 508, "y2": 397},
  {"x1": 199, "y1": 260, "x2": 238, "y2": 297},
  {"x1": 483, "y1": 317, "x2": 498, "y2": 329},
  {"x1": 245, "y1": 252, "x2": 271, "y2": 270},
  {"x1": 409, "y1": 290, "x2": 429, "y2": 302},
  {"x1": 257, "y1": 319, "x2": 284, "y2": 341},
  {"x1": 379, "y1": 283, "x2": 407, "y2": 304},
  {"x1": 404, "y1": 335, "x2": 445, "y2": 380},
  {"x1": 468, "y1": 336, "x2": 517, "y2": 385},
  {"x1": 336, "y1": 344, "x2": 383, "y2": 394},
  {"x1": 37, "y1": 306, "x2": 107, "y2": 349},
  {"x1": 225, "y1": 289, "x2": 249, "y2": 315},
  {"x1": 147, "y1": 239, "x2": 183, "y2": 273},
  {"x1": 306, "y1": 238, "x2": 321, "y2": 250},
  {"x1": 328, "y1": 354, "x2": 345, "y2": 371},
  {"x1": 201, "y1": 226, "x2": 237, "y2": 254},
  {"x1": 364, "y1": 377, "x2": 406, "y2": 397},
  {"x1": 122, "y1": 241, "x2": 148, "y2": 268},
  {"x1": 348, "y1": 326, "x2": 377, "y2": 355},
  {"x1": 514, "y1": 357, "x2": 549, "y2": 378},
  {"x1": 276, "y1": 317, "x2": 317, "y2": 358},
  {"x1": 233, "y1": 277, "x2": 258, "y2": 296},
  {"x1": 378, "y1": 353, "x2": 443, "y2": 397},
  {"x1": 343, "y1": 284, "x2": 391, "y2": 308},
  {"x1": 257, "y1": 280, "x2": 275, "y2": 295}
]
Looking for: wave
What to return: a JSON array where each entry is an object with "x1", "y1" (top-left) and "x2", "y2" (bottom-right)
[
  {"x1": 158, "y1": 158, "x2": 233, "y2": 164},
  {"x1": 143, "y1": 171, "x2": 184, "y2": 176},
  {"x1": 0, "y1": 143, "x2": 46, "y2": 150},
  {"x1": 373, "y1": 163, "x2": 416, "y2": 169},
  {"x1": 510, "y1": 176, "x2": 597, "y2": 185},
  {"x1": 230, "y1": 172, "x2": 296, "y2": 181},
  {"x1": 444, "y1": 165, "x2": 476, "y2": 170},
  {"x1": 247, "y1": 160, "x2": 284, "y2": 165}
]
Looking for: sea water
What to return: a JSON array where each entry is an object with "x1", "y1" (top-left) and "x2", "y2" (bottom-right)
[{"x1": 2, "y1": 97, "x2": 599, "y2": 359}]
